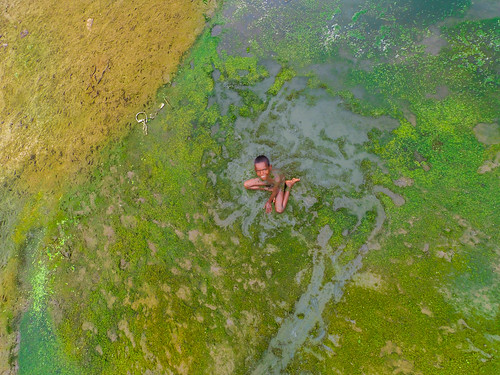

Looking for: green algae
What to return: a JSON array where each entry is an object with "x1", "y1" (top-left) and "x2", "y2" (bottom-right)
[
  {"x1": 267, "y1": 67, "x2": 296, "y2": 96},
  {"x1": 444, "y1": 18, "x2": 500, "y2": 85},
  {"x1": 17, "y1": 229, "x2": 80, "y2": 374},
  {"x1": 2, "y1": 0, "x2": 499, "y2": 373},
  {"x1": 220, "y1": 0, "x2": 498, "y2": 373},
  {"x1": 280, "y1": 4, "x2": 498, "y2": 373}
]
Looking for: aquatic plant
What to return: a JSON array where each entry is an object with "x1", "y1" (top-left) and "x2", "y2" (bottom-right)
[{"x1": 3, "y1": 0, "x2": 499, "y2": 373}]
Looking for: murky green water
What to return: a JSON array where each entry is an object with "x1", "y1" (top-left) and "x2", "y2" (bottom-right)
[{"x1": 6, "y1": 0, "x2": 499, "y2": 373}]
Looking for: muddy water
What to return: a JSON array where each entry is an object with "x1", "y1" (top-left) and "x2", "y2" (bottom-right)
[
  {"x1": 0, "y1": 0, "x2": 216, "y2": 191},
  {"x1": 1, "y1": 1, "x2": 215, "y2": 370}
]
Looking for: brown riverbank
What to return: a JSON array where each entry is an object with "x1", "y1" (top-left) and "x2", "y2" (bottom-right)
[{"x1": 0, "y1": 0, "x2": 217, "y2": 192}]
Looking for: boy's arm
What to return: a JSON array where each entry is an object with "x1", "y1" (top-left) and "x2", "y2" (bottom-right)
[
  {"x1": 264, "y1": 174, "x2": 283, "y2": 213},
  {"x1": 264, "y1": 185, "x2": 280, "y2": 213},
  {"x1": 244, "y1": 181, "x2": 273, "y2": 191},
  {"x1": 247, "y1": 186, "x2": 273, "y2": 191}
]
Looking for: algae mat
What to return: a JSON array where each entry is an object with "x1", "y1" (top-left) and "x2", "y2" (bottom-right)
[
  {"x1": 1, "y1": 0, "x2": 500, "y2": 374},
  {"x1": 0, "y1": 0, "x2": 216, "y2": 190}
]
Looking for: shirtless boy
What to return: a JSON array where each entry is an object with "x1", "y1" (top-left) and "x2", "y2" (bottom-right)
[{"x1": 243, "y1": 155, "x2": 300, "y2": 213}]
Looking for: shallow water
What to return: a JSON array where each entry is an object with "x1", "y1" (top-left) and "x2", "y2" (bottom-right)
[
  {"x1": 202, "y1": 2, "x2": 410, "y2": 371},
  {"x1": 207, "y1": 56, "x2": 397, "y2": 370},
  {"x1": 214, "y1": 78, "x2": 397, "y2": 235},
  {"x1": 207, "y1": 0, "x2": 499, "y2": 371},
  {"x1": 251, "y1": 194, "x2": 386, "y2": 373},
  {"x1": 6, "y1": 0, "x2": 500, "y2": 373}
]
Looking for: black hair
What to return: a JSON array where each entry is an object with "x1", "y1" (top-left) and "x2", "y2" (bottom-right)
[{"x1": 254, "y1": 155, "x2": 270, "y2": 166}]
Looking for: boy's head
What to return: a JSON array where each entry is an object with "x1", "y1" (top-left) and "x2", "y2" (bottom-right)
[
  {"x1": 254, "y1": 155, "x2": 270, "y2": 166},
  {"x1": 254, "y1": 155, "x2": 271, "y2": 181}
]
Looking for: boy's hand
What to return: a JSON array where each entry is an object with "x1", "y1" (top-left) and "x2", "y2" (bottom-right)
[{"x1": 265, "y1": 201, "x2": 273, "y2": 213}]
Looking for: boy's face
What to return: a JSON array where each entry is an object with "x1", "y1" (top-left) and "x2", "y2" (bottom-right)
[{"x1": 254, "y1": 161, "x2": 271, "y2": 181}]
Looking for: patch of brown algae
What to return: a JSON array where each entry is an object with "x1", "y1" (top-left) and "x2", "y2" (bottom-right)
[{"x1": 0, "y1": 0, "x2": 217, "y2": 192}]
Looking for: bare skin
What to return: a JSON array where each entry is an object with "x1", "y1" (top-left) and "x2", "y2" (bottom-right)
[{"x1": 244, "y1": 161, "x2": 300, "y2": 213}]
